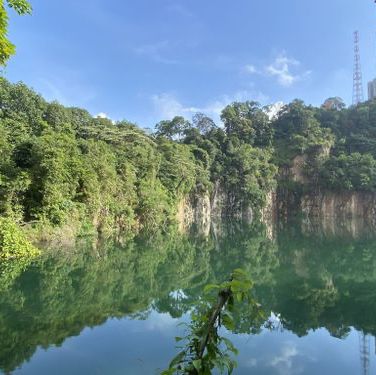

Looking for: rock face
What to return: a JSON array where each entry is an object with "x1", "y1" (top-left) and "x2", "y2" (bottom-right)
[
  {"x1": 300, "y1": 191, "x2": 376, "y2": 237},
  {"x1": 290, "y1": 154, "x2": 309, "y2": 184},
  {"x1": 301, "y1": 191, "x2": 376, "y2": 224},
  {"x1": 177, "y1": 182, "x2": 277, "y2": 234},
  {"x1": 176, "y1": 193, "x2": 212, "y2": 236},
  {"x1": 278, "y1": 147, "x2": 376, "y2": 227},
  {"x1": 178, "y1": 146, "x2": 376, "y2": 234}
]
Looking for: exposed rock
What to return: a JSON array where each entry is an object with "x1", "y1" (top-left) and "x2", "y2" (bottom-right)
[
  {"x1": 300, "y1": 214, "x2": 375, "y2": 239},
  {"x1": 301, "y1": 191, "x2": 376, "y2": 226},
  {"x1": 177, "y1": 182, "x2": 276, "y2": 236},
  {"x1": 290, "y1": 154, "x2": 308, "y2": 184}
]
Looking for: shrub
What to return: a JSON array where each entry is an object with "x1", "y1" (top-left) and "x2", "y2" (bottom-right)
[{"x1": 0, "y1": 217, "x2": 40, "y2": 261}]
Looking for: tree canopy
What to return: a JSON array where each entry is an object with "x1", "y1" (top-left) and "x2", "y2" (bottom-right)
[{"x1": 2, "y1": 77, "x2": 376, "y2": 244}]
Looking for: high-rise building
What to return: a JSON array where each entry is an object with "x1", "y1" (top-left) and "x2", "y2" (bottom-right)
[{"x1": 368, "y1": 79, "x2": 376, "y2": 101}]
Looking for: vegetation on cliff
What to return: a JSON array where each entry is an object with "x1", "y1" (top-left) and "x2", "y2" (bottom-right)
[
  {"x1": 2, "y1": 75, "x2": 376, "y2": 240},
  {"x1": 0, "y1": 78, "x2": 276, "y2": 239},
  {"x1": 273, "y1": 99, "x2": 376, "y2": 194}
]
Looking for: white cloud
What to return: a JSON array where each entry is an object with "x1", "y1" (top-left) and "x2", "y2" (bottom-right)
[
  {"x1": 152, "y1": 93, "x2": 200, "y2": 120},
  {"x1": 135, "y1": 41, "x2": 178, "y2": 65},
  {"x1": 270, "y1": 344, "x2": 298, "y2": 367},
  {"x1": 264, "y1": 101, "x2": 284, "y2": 120},
  {"x1": 96, "y1": 112, "x2": 109, "y2": 119},
  {"x1": 243, "y1": 53, "x2": 311, "y2": 88},
  {"x1": 268, "y1": 343, "x2": 303, "y2": 375},
  {"x1": 265, "y1": 53, "x2": 311, "y2": 87},
  {"x1": 244, "y1": 64, "x2": 258, "y2": 74},
  {"x1": 144, "y1": 312, "x2": 179, "y2": 334},
  {"x1": 95, "y1": 112, "x2": 116, "y2": 124},
  {"x1": 152, "y1": 90, "x2": 269, "y2": 124},
  {"x1": 169, "y1": 289, "x2": 188, "y2": 300},
  {"x1": 245, "y1": 358, "x2": 258, "y2": 368}
]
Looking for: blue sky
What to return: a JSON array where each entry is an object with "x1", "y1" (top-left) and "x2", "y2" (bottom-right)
[{"x1": 3, "y1": 0, "x2": 376, "y2": 127}]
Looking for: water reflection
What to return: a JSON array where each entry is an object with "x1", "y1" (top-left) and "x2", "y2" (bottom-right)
[{"x1": 1, "y1": 219, "x2": 376, "y2": 374}]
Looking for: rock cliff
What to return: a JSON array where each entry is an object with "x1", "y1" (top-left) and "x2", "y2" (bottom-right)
[
  {"x1": 278, "y1": 148, "x2": 376, "y2": 226},
  {"x1": 177, "y1": 182, "x2": 276, "y2": 235}
]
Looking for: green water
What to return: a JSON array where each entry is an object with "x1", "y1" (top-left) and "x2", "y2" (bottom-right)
[{"x1": 1, "y1": 220, "x2": 376, "y2": 374}]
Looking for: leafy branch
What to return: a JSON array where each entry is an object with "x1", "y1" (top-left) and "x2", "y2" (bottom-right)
[
  {"x1": 162, "y1": 269, "x2": 264, "y2": 375},
  {"x1": 0, "y1": 0, "x2": 32, "y2": 65}
]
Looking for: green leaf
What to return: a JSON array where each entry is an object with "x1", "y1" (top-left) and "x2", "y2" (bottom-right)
[
  {"x1": 229, "y1": 280, "x2": 244, "y2": 292},
  {"x1": 235, "y1": 292, "x2": 242, "y2": 302},
  {"x1": 222, "y1": 337, "x2": 239, "y2": 355},
  {"x1": 233, "y1": 268, "x2": 247, "y2": 278},
  {"x1": 161, "y1": 369, "x2": 176, "y2": 375},
  {"x1": 169, "y1": 350, "x2": 185, "y2": 368},
  {"x1": 222, "y1": 314, "x2": 235, "y2": 331},
  {"x1": 203, "y1": 284, "x2": 220, "y2": 293},
  {"x1": 192, "y1": 359, "x2": 202, "y2": 371},
  {"x1": 175, "y1": 336, "x2": 183, "y2": 342}
]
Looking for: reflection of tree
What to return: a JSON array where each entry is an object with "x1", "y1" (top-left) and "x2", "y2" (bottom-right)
[
  {"x1": 0, "y1": 230, "x2": 212, "y2": 373},
  {"x1": 0, "y1": 221, "x2": 278, "y2": 373},
  {"x1": 270, "y1": 224, "x2": 376, "y2": 338},
  {"x1": 154, "y1": 221, "x2": 279, "y2": 324},
  {"x1": 3, "y1": 219, "x2": 376, "y2": 372}
]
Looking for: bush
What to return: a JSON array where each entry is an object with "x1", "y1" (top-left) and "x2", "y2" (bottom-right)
[{"x1": 0, "y1": 218, "x2": 40, "y2": 261}]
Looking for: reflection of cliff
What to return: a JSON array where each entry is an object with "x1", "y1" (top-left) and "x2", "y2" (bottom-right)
[
  {"x1": 0, "y1": 233, "x2": 213, "y2": 373},
  {"x1": 268, "y1": 225, "x2": 376, "y2": 338},
  {"x1": 301, "y1": 192, "x2": 376, "y2": 226},
  {"x1": 2, "y1": 221, "x2": 376, "y2": 373},
  {"x1": 301, "y1": 215, "x2": 376, "y2": 239},
  {"x1": 0, "y1": 222, "x2": 274, "y2": 373}
]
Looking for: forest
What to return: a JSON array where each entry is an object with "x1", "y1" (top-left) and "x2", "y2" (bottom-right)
[{"x1": 2, "y1": 78, "x2": 376, "y2": 257}]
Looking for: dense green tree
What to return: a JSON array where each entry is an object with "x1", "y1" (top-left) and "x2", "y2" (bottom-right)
[
  {"x1": 3, "y1": 78, "x2": 376, "y2": 241},
  {"x1": 156, "y1": 116, "x2": 191, "y2": 140},
  {"x1": 222, "y1": 144, "x2": 277, "y2": 209},
  {"x1": 192, "y1": 112, "x2": 217, "y2": 135},
  {"x1": 274, "y1": 100, "x2": 334, "y2": 164},
  {"x1": 319, "y1": 152, "x2": 376, "y2": 191},
  {"x1": 221, "y1": 101, "x2": 273, "y2": 146}
]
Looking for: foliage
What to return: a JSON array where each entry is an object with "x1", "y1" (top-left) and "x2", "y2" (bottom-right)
[
  {"x1": 319, "y1": 153, "x2": 376, "y2": 191},
  {"x1": 0, "y1": 217, "x2": 40, "y2": 291},
  {"x1": 273, "y1": 100, "x2": 334, "y2": 166},
  {"x1": 221, "y1": 144, "x2": 277, "y2": 209},
  {"x1": 0, "y1": 0, "x2": 32, "y2": 65},
  {"x1": 3, "y1": 77, "x2": 376, "y2": 240},
  {"x1": 0, "y1": 78, "x2": 280, "y2": 240},
  {"x1": 156, "y1": 116, "x2": 191, "y2": 140},
  {"x1": 221, "y1": 101, "x2": 273, "y2": 147},
  {"x1": 163, "y1": 269, "x2": 263, "y2": 375},
  {"x1": 0, "y1": 217, "x2": 39, "y2": 261}
]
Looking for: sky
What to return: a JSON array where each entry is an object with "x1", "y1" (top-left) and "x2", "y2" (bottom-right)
[{"x1": 3, "y1": 0, "x2": 376, "y2": 127}]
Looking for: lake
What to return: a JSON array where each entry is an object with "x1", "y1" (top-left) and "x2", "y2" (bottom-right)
[{"x1": 1, "y1": 219, "x2": 376, "y2": 374}]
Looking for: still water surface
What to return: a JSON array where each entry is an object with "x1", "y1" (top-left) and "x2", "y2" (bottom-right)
[{"x1": 1, "y1": 220, "x2": 376, "y2": 374}]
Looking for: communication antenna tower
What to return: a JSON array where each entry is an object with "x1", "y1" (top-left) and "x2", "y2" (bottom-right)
[
  {"x1": 353, "y1": 30, "x2": 364, "y2": 105},
  {"x1": 359, "y1": 332, "x2": 370, "y2": 375}
]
